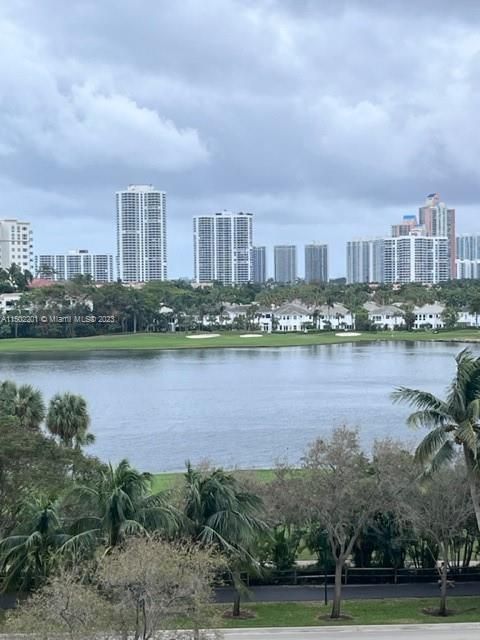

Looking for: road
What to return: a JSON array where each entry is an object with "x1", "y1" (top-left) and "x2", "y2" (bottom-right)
[
  {"x1": 216, "y1": 581, "x2": 480, "y2": 603},
  {"x1": 221, "y1": 623, "x2": 480, "y2": 640}
]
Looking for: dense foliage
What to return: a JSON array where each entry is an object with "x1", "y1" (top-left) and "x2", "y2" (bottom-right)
[
  {"x1": 3, "y1": 277, "x2": 480, "y2": 337},
  {"x1": 1, "y1": 349, "x2": 480, "y2": 620}
]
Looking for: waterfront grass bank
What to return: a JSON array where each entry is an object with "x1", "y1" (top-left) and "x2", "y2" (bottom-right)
[{"x1": 0, "y1": 329, "x2": 479, "y2": 353}]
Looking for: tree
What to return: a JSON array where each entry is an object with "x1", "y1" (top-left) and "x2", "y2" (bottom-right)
[
  {"x1": 0, "y1": 380, "x2": 46, "y2": 430},
  {"x1": 404, "y1": 309, "x2": 416, "y2": 331},
  {"x1": 469, "y1": 295, "x2": 480, "y2": 328},
  {"x1": 258, "y1": 466, "x2": 306, "y2": 570},
  {"x1": 98, "y1": 537, "x2": 223, "y2": 640},
  {"x1": 5, "y1": 569, "x2": 111, "y2": 640},
  {"x1": 0, "y1": 496, "x2": 68, "y2": 592},
  {"x1": 302, "y1": 427, "x2": 383, "y2": 619},
  {"x1": 66, "y1": 459, "x2": 180, "y2": 552},
  {"x1": 0, "y1": 414, "x2": 104, "y2": 540},
  {"x1": 392, "y1": 348, "x2": 480, "y2": 531},
  {"x1": 441, "y1": 306, "x2": 458, "y2": 330},
  {"x1": 183, "y1": 464, "x2": 267, "y2": 617},
  {"x1": 406, "y1": 467, "x2": 473, "y2": 616},
  {"x1": 46, "y1": 392, "x2": 94, "y2": 449}
]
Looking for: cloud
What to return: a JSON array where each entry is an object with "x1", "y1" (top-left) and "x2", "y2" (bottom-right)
[
  {"x1": 0, "y1": 13, "x2": 208, "y2": 173},
  {"x1": 1, "y1": 1, "x2": 480, "y2": 276}
]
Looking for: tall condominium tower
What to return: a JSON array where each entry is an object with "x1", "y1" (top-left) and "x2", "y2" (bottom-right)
[
  {"x1": 116, "y1": 185, "x2": 167, "y2": 282},
  {"x1": 0, "y1": 219, "x2": 33, "y2": 272},
  {"x1": 274, "y1": 245, "x2": 297, "y2": 283},
  {"x1": 383, "y1": 236, "x2": 449, "y2": 284},
  {"x1": 391, "y1": 215, "x2": 419, "y2": 237},
  {"x1": 252, "y1": 246, "x2": 267, "y2": 284},
  {"x1": 419, "y1": 193, "x2": 456, "y2": 277},
  {"x1": 193, "y1": 211, "x2": 253, "y2": 285},
  {"x1": 456, "y1": 234, "x2": 480, "y2": 279},
  {"x1": 304, "y1": 243, "x2": 328, "y2": 283},
  {"x1": 457, "y1": 234, "x2": 480, "y2": 260},
  {"x1": 35, "y1": 250, "x2": 114, "y2": 283},
  {"x1": 346, "y1": 239, "x2": 384, "y2": 284}
]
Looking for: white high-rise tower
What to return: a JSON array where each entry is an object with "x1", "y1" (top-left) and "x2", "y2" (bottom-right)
[
  {"x1": 193, "y1": 211, "x2": 253, "y2": 285},
  {"x1": 116, "y1": 185, "x2": 167, "y2": 282},
  {"x1": 0, "y1": 219, "x2": 33, "y2": 272}
]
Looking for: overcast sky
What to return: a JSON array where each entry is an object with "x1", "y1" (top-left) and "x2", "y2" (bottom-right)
[{"x1": 2, "y1": 0, "x2": 480, "y2": 278}]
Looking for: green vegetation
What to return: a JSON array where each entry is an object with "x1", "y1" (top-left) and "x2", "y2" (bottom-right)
[
  {"x1": 2, "y1": 349, "x2": 480, "y2": 630},
  {"x1": 151, "y1": 468, "x2": 275, "y2": 492},
  {"x1": 2, "y1": 277, "x2": 480, "y2": 340},
  {"x1": 0, "y1": 328, "x2": 479, "y2": 353},
  {"x1": 220, "y1": 598, "x2": 480, "y2": 627}
]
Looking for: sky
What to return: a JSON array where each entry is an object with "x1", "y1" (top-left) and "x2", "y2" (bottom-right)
[{"x1": 1, "y1": 0, "x2": 480, "y2": 279}]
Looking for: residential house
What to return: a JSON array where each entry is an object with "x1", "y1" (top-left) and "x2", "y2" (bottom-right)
[
  {"x1": 365, "y1": 303, "x2": 405, "y2": 330},
  {"x1": 0, "y1": 292, "x2": 23, "y2": 313},
  {"x1": 272, "y1": 302, "x2": 312, "y2": 332},
  {"x1": 314, "y1": 303, "x2": 354, "y2": 330},
  {"x1": 413, "y1": 303, "x2": 445, "y2": 330}
]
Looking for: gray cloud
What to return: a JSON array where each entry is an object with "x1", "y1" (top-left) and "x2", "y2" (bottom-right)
[{"x1": 1, "y1": 0, "x2": 480, "y2": 277}]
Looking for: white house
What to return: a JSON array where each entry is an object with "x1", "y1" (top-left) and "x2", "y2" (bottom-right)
[
  {"x1": 255, "y1": 301, "x2": 355, "y2": 333},
  {"x1": 413, "y1": 303, "x2": 445, "y2": 330},
  {"x1": 271, "y1": 302, "x2": 312, "y2": 332},
  {"x1": 365, "y1": 303, "x2": 405, "y2": 330},
  {"x1": 314, "y1": 303, "x2": 355, "y2": 330},
  {"x1": 0, "y1": 292, "x2": 23, "y2": 313},
  {"x1": 256, "y1": 307, "x2": 273, "y2": 333},
  {"x1": 457, "y1": 308, "x2": 480, "y2": 328}
]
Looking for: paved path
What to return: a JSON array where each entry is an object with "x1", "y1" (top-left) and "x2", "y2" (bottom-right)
[
  {"x1": 222, "y1": 623, "x2": 480, "y2": 640},
  {"x1": 216, "y1": 581, "x2": 480, "y2": 603}
]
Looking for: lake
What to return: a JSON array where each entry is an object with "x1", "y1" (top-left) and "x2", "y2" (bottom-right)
[{"x1": 0, "y1": 341, "x2": 475, "y2": 471}]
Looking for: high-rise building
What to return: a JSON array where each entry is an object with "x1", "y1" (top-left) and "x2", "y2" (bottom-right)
[
  {"x1": 304, "y1": 244, "x2": 328, "y2": 283},
  {"x1": 457, "y1": 234, "x2": 480, "y2": 260},
  {"x1": 419, "y1": 193, "x2": 456, "y2": 277},
  {"x1": 274, "y1": 245, "x2": 297, "y2": 283},
  {"x1": 0, "y1": 219, "x2": 33, "y2": 272},
  {"x1": 391, "y1": 215, "x2": 418, "y2": 237},
  {"x1": 383, "y1": 236, "x2": 449, "y2": 284},
  {"x1": 346, "y1": 239, "x2": 384, "y2": 284},
  {"x1": 116, "y1": 185, "x2": 167, "y2": 282},
  {"x1": 193, "y1": 211, "x2": 253, "y2": 285},
  {"x1": 35, "y1": 250, "x2": 114, "y2": 283},
  {"x1": 252, "y1": 246, "x2": 267, "y2": 284},
  {"x1": 456, "y1": 234, "x2": 480, "y2": 280},
  {"x1": 456, "y1": 260, "x2": 480, "y2": 279}
]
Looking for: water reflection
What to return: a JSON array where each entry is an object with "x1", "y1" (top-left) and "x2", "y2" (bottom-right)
[{"x1": 0, "y1": 341, "x2": 477, "y2": 471}]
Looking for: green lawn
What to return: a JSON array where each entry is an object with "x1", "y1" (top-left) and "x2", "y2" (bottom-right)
[
  {"x1": 220, "y1": 597, "x2": 480, "y2": 627},
  {"x1": 151, "y1": 468, "x2": 275, "y2": 492},
  {"x1": 0, "y1": 329, "x2": 479, "y2": 353},
  {"x1": 2, "y1": 598, "x2": 479, "y2": 632}
]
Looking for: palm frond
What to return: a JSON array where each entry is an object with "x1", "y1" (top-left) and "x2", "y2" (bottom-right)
[
  {"x1": 456, "y1": 422, "x2": 479, "y2": 455},
  {"x1": 392, "y1": 387, "x2": 448, "y2": 413},
  {"x1": 406, "y1": 410, "x2": 452, "y2": 429},
  {"x1": 414, "y1": 426, "x2": 451, "y2": 465},
  {"x1": 422, "y1": 440, "x2": 456, "y2": 476}
]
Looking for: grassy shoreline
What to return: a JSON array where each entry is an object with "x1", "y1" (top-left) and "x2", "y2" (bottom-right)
[{"x1": 0, "y1": 329, "x2": 479, "y2": 353}]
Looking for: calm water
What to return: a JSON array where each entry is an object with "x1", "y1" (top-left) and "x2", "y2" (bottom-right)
[{"x1": 0, "y1": 342, "x2": 476, "y2": 472}]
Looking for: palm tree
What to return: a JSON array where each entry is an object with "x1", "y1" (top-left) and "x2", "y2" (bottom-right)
[
  {"x1": 0, "y1": 381, "x2": 45, "y2": 430},
  {"x1": 0, "y1": 497, "x2": 69, "y2": 592},
  {"x1": 183, "y1": 463, "x2": 267, "y2": 617},
  {"x1": 46, "y1": 393, "x2": 94, "y2": 449},
  {"x1": 65, "y1": 459, "x2": 179, "y2": 552},
  {"x1": 392, "y1": 348, "x2": 480, "y2": 531}
]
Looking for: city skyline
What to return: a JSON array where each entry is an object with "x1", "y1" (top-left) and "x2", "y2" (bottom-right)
[
  {"x1": 19, "y1": 188, "x2": 480, "y2": 283},
  {"x1": 4, "y1": 2, "x2": 480, "y2": 279}
]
